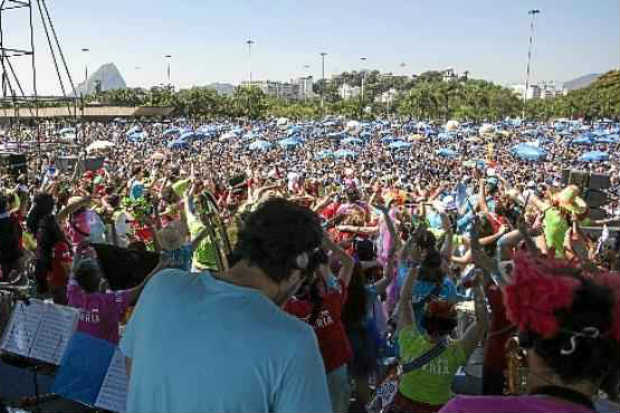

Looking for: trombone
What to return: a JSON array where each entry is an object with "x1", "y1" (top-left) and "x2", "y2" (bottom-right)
[{"x1": 198, "y1": 191, "x2": 232, "y2": 273}]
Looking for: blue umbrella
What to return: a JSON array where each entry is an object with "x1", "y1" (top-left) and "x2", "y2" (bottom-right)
[
  {"x1": 179, "y1": 132, "x2": 196, "y2": 142},
  {"x1": 126, "y1": 126, "x2": 142, "y2": 135},
  {"x1": 579, "y1": 151, "x2": 609, "y2": 163},
  {"x1": 168, "y1": 139, "x2": 190, "y2": 150},
  {"x1": 437, "y1": 132, "x2": 456, "y2": 141},
  {"x1": 249, "y1": 139, "x2": 273, "y2": 151},
  {"x1": 58, "y1": 127, "x2": 76, "y2": 135},
  {"x1": 193, "y1": 131, "x2": 210, "y2": 140},
  {"x1": 436, "y1": 148, "x2": 458, "y2": 158},
  {"x1": 360, "y1": 131, "x2": 371, "y2": 139},
  {"x1": 316, "y1": 149, "x2": 334, "y2": 160},
  {"x1": 127, "y1": 131, "x2": 145, "y2": 142},
  {"x1": 278, "y1": 137, "x2": 302, "y2": 148},
  {"x1": 327, "y1": 131, "x2": 344, "y2": 139},
  {"x1": 595, "y1": 134, "x2": 619, "y2": 144},
  {"x1": 163, "y1": 127, "x2": 180, "y2": 136},
  {"x1": 342, "y1": 137, "x2": 363, "y2": 145},
  {"x1": 510, "y1": 143, "x2": 547, "y2": 161},
  {"x1": 334, "y1": 149, "x2": 357, "y2": 159},
  {"x1": 380, "y1": 135, "x2": 395, "y2": 143},
  {"x1": 571, "y1": 136, "x2": 593, "y2": 146},
  {"x1": 389, "y1": 140, "x2": 412, "y2": 150},
  {"x1": 287, "y1": 126, "x2": 302, "y2": 136}
]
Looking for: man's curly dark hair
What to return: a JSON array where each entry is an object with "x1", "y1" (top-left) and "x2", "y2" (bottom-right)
[{"x1": 229, "y1": 198, "x2": 323, "y2": 283}]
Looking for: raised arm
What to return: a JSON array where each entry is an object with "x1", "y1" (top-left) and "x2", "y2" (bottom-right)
[
  {"x1": 457, "y1": 273, "x2": 488, "y2": 357},
  {"x1": 322, "y1": 234, "x2": 354, "y2": 286},
  {"x1": 397, "y1": 265, "x2": 419, "y2": 333}
]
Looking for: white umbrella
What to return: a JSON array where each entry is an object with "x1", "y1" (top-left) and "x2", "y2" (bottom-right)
[
  {"x1": 445, "y1": 120, "x2": 460, "y2": 131},
  {"x1": 86, "y1": 140, "x2": 115, "y2": 153}
]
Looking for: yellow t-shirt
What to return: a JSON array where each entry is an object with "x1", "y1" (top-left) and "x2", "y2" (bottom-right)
[{"x1": 398, "y1": 325, "x2": 466, "y2": 405}]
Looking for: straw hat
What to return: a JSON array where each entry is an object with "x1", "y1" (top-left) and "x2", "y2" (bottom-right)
[
  {"x1": 553, "y1": 184, "x2": 588, "y2": 215},
  {"x1": 156, "y1": 220, "x2": 187, "y2": 251}
]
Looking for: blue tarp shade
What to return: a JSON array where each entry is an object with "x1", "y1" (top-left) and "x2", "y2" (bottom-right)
[
  {"x1": 510, "y1": 143, "x2": 547, "y2": 161},
  {"x1": 278, "y1": 137, "x2": 302, "y2": 148},
  {"x1": 342, "y1": 137, "x2": 363, "y2": 145},
  {"x1": 436, "y1": 148, "x2": 457, "y2": 158},
  {"x1": 168, "y1": 139, "x2": 190, "y2": 150},
  {"x1": 389, "y1": 140, "x2": 411, "y2": 150},
  {"x1": 334, "y1": 149, "x2": 357, "y2": 159},
  {"x1": 316, "y1": 150, "x2": 334, "y2": 160},
  {"x1": 249, "y1": 140, "x2": 273, "y2": 151},
  {"x1": 579, "y1": 151, "x2": 609, "y2": 162}
]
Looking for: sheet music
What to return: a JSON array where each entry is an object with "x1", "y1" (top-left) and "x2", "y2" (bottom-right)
[
  {"x1": 0, "y1": 299, "x2": 46, "y2": 357},
  {"x1": 95, "y1": 348, "x2": 128, "y2": 413},
  {"x1": 29, "y1": 303, "x2": 79, "y2": 365}
]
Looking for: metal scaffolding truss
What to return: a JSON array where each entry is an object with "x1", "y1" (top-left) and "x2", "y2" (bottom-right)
[{"x1": 0, "y1": 0, "x2": 77, "y2": 112}]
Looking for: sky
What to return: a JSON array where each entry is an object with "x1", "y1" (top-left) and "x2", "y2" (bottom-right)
[{"x1": 3, "y1": 0, "x2": 619, "y2": 95}]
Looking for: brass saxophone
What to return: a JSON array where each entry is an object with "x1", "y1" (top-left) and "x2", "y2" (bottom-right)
[{"x1": 505, "y1": 335, "x2": 529, "y2": 395}]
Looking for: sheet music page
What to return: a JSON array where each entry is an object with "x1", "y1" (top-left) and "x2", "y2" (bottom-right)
[
  {"x1": 0, "y1": 299, "x2": 46, "y2": 358},
  {"x1": 95, "y1": 348, "x2": 128, "y2": 413},
  {"x1": 29, "y1": 303, "x2": 79, "y2": 365}
]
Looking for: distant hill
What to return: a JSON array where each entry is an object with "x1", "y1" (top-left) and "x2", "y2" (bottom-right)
[
  {"x1": 562, "y1": 73, "x2": 600, "y2": 92},
  {"x1": 76, "y1": 63, "x2": 126, "y2": 96},
  {"x1": 206, "y1": 82, "x2": 235, "y2": 96}
]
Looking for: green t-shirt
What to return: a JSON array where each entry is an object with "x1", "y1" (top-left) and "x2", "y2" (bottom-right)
[
  {"x1": 172, "y1": 179, "x2": 191, "y2": 198},
  {"x1": 185, "y1": 205, "x2": 218, "y2": 271},
  {"x1": 398, "y1": 325, "x2": 466, "y2": 405},
  {"x1": 543, "y1": 208, "x2": 569, "y2": 258}
]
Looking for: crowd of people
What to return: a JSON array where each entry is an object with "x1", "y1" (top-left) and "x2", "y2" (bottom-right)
[{"x1": 0, "y1": 116, "x2": 619, "y2": 413}]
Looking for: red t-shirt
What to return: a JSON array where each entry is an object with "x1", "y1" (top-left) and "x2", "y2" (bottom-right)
[
  {"x1": 484, "y1": 284, "x2": 513, "y2": 373},
  {"x1": 284, "y1": 278, "x2": 353, "y2": 372},
  {"x1": 47, "y1": 241, "x2": 72, "y2": 288}
]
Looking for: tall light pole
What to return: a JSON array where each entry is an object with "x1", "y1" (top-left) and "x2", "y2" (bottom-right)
[
  {"x1": 164, "y1": 54, "x2": 172, "y2": 87},
  {"x1": 360, "y1": 57, "x2": 367, "y2": 120},
  {"x1": 246, "y1": 39, "x2": 255, "y2": 85},
  {"x1": 81, "y1": 48, "x2": 89, "y2": 96},
  {"x1": 302, "y1": 64, "x2": 310, "y2": 101},
  {"x1": 523, "y1": 9, "x2": 540, "y2": 120},
  {"x1": 320, "y1": 52, "x2": 327, "y2": 113}
]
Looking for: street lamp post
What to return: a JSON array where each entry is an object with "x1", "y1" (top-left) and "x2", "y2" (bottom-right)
[
  {"x1": 81, "y1": 48, "x2": 89, "y2": 96},
  {"x1": 164, "y1": 54, "x2": 172, "y2": 88},
  {"x1": 303, "y1": 64, "x2": 310, "y2": 101},
  {"x1": 523, "y1": 9, "x2": 540, "y2": 120},
  {"x1": 246, "y1": 39, "x2": 255, "y2": 85},
  {"x1": 360, "y1": 57, "x2": 367, "y2": 120},
  {"x1": 320, "y1": 52, "x2": 327, "y2": 113}
]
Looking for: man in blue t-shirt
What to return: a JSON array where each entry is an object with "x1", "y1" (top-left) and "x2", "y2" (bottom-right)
[{"x1": 120, "y1": 199, "x2": 332, "y2": 413}]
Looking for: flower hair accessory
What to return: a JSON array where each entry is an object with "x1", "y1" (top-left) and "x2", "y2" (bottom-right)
[{"x1": 504, "y1": 253, "x2": 582, "y2": 339}]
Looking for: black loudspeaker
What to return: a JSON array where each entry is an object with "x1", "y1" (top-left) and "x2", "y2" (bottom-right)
[
  {"x1": 0, "y1": 152, "x2": 27, "y2": 176},
  {"x1": 57, "y1": 156, "x2": 104, "y2": 172},
  {"x1": 80, "y1": 157, "x2": 104, "y2": 171},
  {"x1": 561, "y1": 170, "x2": 611, "y2": 190},
  {"x1": 57, "y1": 156, "x2": 78, "y2": 172},
  {"x1": 584, "y1": 189, "x2": 610, "y2": 208}
]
